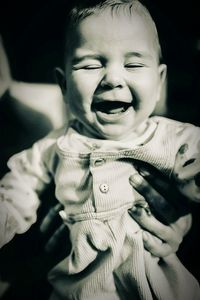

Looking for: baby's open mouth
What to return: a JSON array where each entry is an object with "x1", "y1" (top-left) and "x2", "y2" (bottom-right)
[{"x1": 92, "y1": 101, "x2": 132, "y2": 114}]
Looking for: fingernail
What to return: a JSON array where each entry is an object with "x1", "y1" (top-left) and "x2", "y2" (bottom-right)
[
  {"x1": 129, "y1": 174, "x2": 143, "y2": 186},
  {"x1": 134, "y1": 200, "x2": 152, "y2": 216},
  {"x1": 130, "y1": 205, "x2": 137, "y2": 212},
  {"x1": 138, "y1": 168, "x2": 150, "y2": 177},
  {"x1": 129, "y1": 206, "x2": 142, "y2": 217}
]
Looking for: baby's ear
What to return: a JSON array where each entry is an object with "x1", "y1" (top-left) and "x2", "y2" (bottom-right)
[
  {"x1": 159, "y1": 64, "x2": 167, "y2": 85},
  {"x1": 157, "y1": 63, "x2": 167, "y2": 103},
  {"x1": 54, "y1": 67, "x2": 67, "y2": 95}
]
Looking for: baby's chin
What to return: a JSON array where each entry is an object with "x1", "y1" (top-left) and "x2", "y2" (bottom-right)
[
  {"x1": 94, "y1": 119, "x2": 148, "y2": 141},
  {"x1": 89, "y1": 124, "x2": 139, "y2": 141},
  {"x1": 79, "y1": 113, "x2": 146, "y2": 141},
  {"x1": 79, "y1": 122, "x2": 125, "y2": 140}
]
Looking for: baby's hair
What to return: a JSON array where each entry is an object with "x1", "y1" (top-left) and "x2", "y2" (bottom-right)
[{"x1": 65, "y1": 0, "x2": 162, "y2": 62}]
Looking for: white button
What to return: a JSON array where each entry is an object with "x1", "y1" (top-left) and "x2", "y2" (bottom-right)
[
  {"x1": 94, "y1": 158, "x2": 106, "y2": 167},
  {"x1": 99, "y1": 183, "x2": 109, "y2": 193}
]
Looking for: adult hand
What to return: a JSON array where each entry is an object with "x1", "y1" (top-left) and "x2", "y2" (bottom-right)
[
  {"x1": 39, "y1": 202, "x2": 71, "y2": 257},
  {"x1": 129, "y1": 163, "x2": 192, "y2": 257}
]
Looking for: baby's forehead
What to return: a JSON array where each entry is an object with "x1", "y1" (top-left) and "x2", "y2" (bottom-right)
[
  {"x1": 65, "y1": 3, "x2": 161, "y2": 61},
  {"x1": 75, "y1": 5, "x2": 155, "y2": 32},
  {"x1": 71, "y1": 5, "x2": 157, "y2": 38}
]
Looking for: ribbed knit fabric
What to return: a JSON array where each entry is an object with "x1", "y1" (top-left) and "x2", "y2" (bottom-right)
[
  {"x1": 48, "y1": 213, "x2": 199, "y2": 300},
  {"x1": 1, "y1": 116, "x2": 200, "y2": 299}
]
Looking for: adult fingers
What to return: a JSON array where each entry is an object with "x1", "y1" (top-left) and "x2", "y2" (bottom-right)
[
  {"x1": 129, "y1": 204, "x2": 181, "y2": 246},
  {"x1": 170, "y1": 213, "x2": 192, "y2": 238},
  {"x1": 142, "y1": 231, "x2": 173, "y2": 257},
  {"x1": 39, "y1": 203, "x2": 63, "y2": 233},
  {"x1": 134, "y1": 162, "x2": 171, "y2": 196},
  {"x1": 129, "y1": 202, "x2": 192, "y2": 256},
  {"x1": 136, "y1": 164, "x2": 190, "y2": 212},
  {"x1": 44, "y1": 223, "x2": 70, "y2": 254},
  {"x1": 129, "y1": 173, "x2": 178, "y2": 223}
]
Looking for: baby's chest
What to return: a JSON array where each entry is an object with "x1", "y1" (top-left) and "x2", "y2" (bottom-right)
[{"x1": 54, "y1": 155, "x2": 137, "y2": 212}]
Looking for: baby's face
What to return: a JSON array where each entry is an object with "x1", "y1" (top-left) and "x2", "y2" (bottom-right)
[{"x1": 64, "y1": 11, "x2": 166, "y2": 140}]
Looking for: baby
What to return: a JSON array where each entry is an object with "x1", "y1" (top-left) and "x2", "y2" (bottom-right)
[{"x1": 0, "y1": 1, "x2": 200, "y2": 299}]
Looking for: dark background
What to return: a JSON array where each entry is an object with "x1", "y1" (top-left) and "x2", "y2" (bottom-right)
[
  {"x1": 0, "y1": 0, "x2": 199, "y2": 118},
  {"x1": 0, "y1": 0, "x2": 200, "y2": 299}
]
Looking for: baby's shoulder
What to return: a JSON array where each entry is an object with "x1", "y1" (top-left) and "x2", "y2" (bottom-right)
[
  {"x1": 151, "y1": 116, "x2": 198, "y2": 133},
  {"x1": 151, "y1": 115, "x2": 184, "y2": 127},
  {"x1": 151, "y1": 116, "x2": 200, "y2": 155},
  {"x1": 34, "y1": 124, "x2": 69, "y2": 153},
  {"x1": 45, "y1": 125, "x2": 68, "y2": 140}
]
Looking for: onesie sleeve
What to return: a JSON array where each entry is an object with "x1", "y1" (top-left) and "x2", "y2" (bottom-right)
[
  {"x1": 173, "y1": 122, "x2": 200, "y2": 202},
  {"x1": 0, "y1": 127, "x2": 64, "y2": 248}
]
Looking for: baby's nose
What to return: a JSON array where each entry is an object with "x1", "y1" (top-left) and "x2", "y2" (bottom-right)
[{"x1": 100, "y1": 68, "x2": 125, "y2": 89}]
